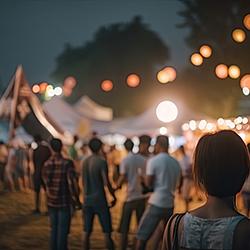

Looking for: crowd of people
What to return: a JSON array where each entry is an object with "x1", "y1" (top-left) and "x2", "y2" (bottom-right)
[{"x1": 0, "y1": 130, "x2": 250, "y2": 250}]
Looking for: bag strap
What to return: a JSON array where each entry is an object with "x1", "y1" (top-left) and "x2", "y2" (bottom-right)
[{"x1": 167, "y1": 213, "x2": 185, "y2": 250}]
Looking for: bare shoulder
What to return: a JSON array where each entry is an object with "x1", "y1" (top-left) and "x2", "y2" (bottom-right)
[{"x1": 233, "y1": 217, "x2": 250, "y2": 250}]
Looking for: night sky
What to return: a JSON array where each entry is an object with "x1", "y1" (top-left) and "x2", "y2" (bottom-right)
[{"x1": 0, "y1": 0, "x2": 190, "y2": 85}]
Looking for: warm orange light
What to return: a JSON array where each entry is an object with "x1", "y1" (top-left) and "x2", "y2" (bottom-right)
[
  {"x1": 190, "y1": 53, "x2": 203, "y2": 66},
  {"x1": 32, "y1": 84, "x2": 40, "y2": 94},
  {"x1": 240, "y1": 74, "x2": 250, "y2": 89},
  {"x1": 243, "y1": 14, "x2": 250, "y2": 30},
  {"x1": 101, "y1": 80, "x2": 113, "y2": 92},
  {"x1": 199, "y1": 45, "x2": 212, "y2": 58},
  {"x1": 39, "y1": 82, "x2": 48, "y2": 93},
  {"x1": 228, "y1": 65, "x2": 240, "y2": 79},
  {"x1": 157, "y1": 70, "x2": 169, "y2": 84},
  {"x1": 64, "y1": 76, "x2": 77, "y2": 89},
  {"x1": 232, "y1": 29, "x2": 246, "y2": 43},
  {"x1": 215, "y1": 64, "x2": 228, "y2": 79},
  {"x1": 162, "y1": 67, "x2": 177, "y2": 82},
  {"x1": 126, "y1": 74, "x2": 140, "y2": 87}
]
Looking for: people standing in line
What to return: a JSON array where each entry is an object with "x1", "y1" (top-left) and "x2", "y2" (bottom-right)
[
  {"x1": 32, "y1": 135, "x2": 51, "y2": 213},
  {"x1": 82, "y1": 137, "x2": 116, "y2": 250},
  {"x1": 241, "y1": 143, "x2": 250, "y2": 217},
  {"x1": 0, "y1": 141, "x2": 8, "y2": 190},
  {"x1": 136, "y1": 135, "x2": 181, "y2": 250},
  {"x1": 42, "y1": 138, "x2": 81, "y2": 250},
  {"x1": 163, "y1": 130, "x2": 250, "y2": 250},
  {"x1": 178, "y1": 145, "x2": 193, "y2": 211},
  {"x1": 116, "y1": 138, "x2": 148, "y2": 250}
]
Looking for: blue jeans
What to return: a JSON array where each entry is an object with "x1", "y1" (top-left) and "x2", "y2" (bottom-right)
[{"x1": 48, "y1": 206, "x2": 71, "y2": 250}]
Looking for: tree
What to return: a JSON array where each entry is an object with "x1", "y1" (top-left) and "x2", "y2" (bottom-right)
[
  {"x1": 52, "y1": 16, "x2": 170, "y2": 117},
  {"x1": 177, "y1": 0, "x2": 250, "y2": 117}
]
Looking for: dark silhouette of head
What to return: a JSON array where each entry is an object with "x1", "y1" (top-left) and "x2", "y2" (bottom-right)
[
  {"x1": 124, "y1": 138, "x2": 134, "y2": 152},
  {"x1": 138, "y1": 134, "x2": 151, "y2": 155},
  {"x1": 50, "y1": 138, "x2": 63, "y2": 153},
  {"x1": 155, "y1": 135, "x2": 169, "y2": 154},
  {"x1": 88, "y1": 138, "x2": 103, "y2": 154},
  {"x1": 194, "y1": 130, "x2": 250, "y2": 197}
]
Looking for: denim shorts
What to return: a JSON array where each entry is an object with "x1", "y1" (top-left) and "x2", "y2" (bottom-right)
[
  {"x1": 136, "y1": 204, "x2": 173, "y2": 241},
  {"x1": 83, "y1": 204, "x2": 112, "y2": 233}
]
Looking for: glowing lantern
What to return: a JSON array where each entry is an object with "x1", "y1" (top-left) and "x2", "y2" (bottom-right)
[
  {"x1": 190, "y1": 53, "x2": 203, "y2": 66},
  {"x1": 243, "y1": 14, "x2": 250, "y2": 30},
  {"x1": 156, "y1": 100, "x2": 178, "y2": 123},
  {"x1": 215, "y1": 64, "x2": 228, "y2": 79},
  {"x1": 240, "y1": 74, "x2": 250, "y2": 89},
  {"x1": 32, "y1": 84, "x2": 40, "y2": 94},
  {"x1": 101, "y1": 80, "x2": 113, "y2": 92},
  {"x1": 199, "y1": 45, "x2": 212, "y2": 58},
  {"x1": 157, "y1": 70, "x2": 170, "y2": 84},
  {"x1": 126, "y1": 74, "x2": 140, "y2": 87},
  {"x1": 228, "y1": 65, "x2": 240, "y2": 79},
  {"x1": 39, "y1": 82, "x2": 48, "y2": 93},
  {"x1": 232, "y1": 29, "x2": 246, "y2": 43},
  {"x1": 64, "y1": 76, "x2": 77, "y2": 89},
  {"x1": 162, "y1": 67, "x2": 177, "y2": 82}
]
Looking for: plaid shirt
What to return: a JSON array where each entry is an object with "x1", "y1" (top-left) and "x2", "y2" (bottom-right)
[{"x1": 42, "y1": 153, "x2": 77, "y2": 208}]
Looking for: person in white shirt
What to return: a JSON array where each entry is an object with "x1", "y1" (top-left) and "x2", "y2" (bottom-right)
[
  {"x1": 135, "y1": 135, "x2": 181, "y2": 250},
  {"x1": 116, "y1": 138, "x2": 148, "y2": 250}
]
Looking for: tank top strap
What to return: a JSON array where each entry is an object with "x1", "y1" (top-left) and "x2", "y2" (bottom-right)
[{"x1": 223, "y1": 215, "x2": 245, "y2": 249}]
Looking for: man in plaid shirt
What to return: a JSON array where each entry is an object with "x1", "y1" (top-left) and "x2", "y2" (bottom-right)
[{"x1": 42, "y1": 138, "x2": 80, "y2": 250}]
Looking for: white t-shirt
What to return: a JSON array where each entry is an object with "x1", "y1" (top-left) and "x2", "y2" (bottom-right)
[
  {"x1": 120, "y1": 152, "x2": 147, "y2": 202},
  {"x1": 147, "y1": 152, "x2": 181, "y2": 208}
]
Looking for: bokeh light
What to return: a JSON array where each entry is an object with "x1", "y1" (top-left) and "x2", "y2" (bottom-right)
[
  {"x1": 215, "y1": 64, "x2": 228, "y2": 79},
  {"x1": 32, "y1": 84, "x2": 40, "y2": 94},
  {"x1": 242, "y1": 87, "x2": 250, "y2": 96},
  {"x1": 243, "y1": 14, "x2": 250, "y2": 30},
  {"x1": 157, "y1": 70, "x2": 170, "y2": 84},
  {"x1": 156, "y1": 100, "x2": 178, "y2": 123},
  {"x1": 232, "y1": 29, "x2": 246, "y2": 43},
  {"x1": 54, "y1": 87, "x2": 63, "y2": 96},
  {"x1": 240, "y1": 74, "x2": 250, "y2": 89},
  {"x1": 199, "y1": 45, "x2": 212, "y2": 58},
  {"x1": 162, "y1": 67, "x2": 177, "y2": 82},
  {"x1": 228, "y1": 65, "x2": 240, "y2": 79},
  {"x1": 126, "y1": 74, "x2": 140, "y2": 88},
  {"x1": 101, "y1": 80, "x2": 113, "y2": 92},
  {"x1": 159, "y1": 127, "x2": 168, "y2": 135},
  {"x1": 39, "y1": 82, "x2": 48, "y2": 93},
  {"x1": 190, "y1": 53, "x2": 203, "y2": 66},
  {"x1": 63, "y1": 76, "x2": 77, "y2": 89}
]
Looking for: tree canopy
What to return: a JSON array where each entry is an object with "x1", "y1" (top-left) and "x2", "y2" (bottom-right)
[
  {"x1": 177, "y1": 0, "x2": 250, "y2": 118},
  {"x1": 52, "y1": 16, "x2": 171, "y2": 117}
]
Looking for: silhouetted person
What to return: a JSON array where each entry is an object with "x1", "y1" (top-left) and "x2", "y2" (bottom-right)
[
  {"x1": 82, "y1": 137, "x2": 116, "y2": 250},
  {"x1": 32, "y1": 135, "x2": 51, "y2": 213},
  {"x1": 42, "y1": 138, "x2": 80, "y2": 250},
  {"x1": 163, "y1": 130, "x2": 250, "y2": 250}
]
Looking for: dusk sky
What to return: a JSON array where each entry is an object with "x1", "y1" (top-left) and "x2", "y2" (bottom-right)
[{"x1": 0, "y1": 0, "x2": 190, "y2": 85}]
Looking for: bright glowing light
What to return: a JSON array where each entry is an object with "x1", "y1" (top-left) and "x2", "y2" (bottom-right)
[
  {"x1": 239, "y1": 132, "x2": 246, "y2": 140},
  {"x1": 159, "y1": 127, "x2": 168, "y2": 135},
  {"x1": 232, "y1": 28, "x2": 246, "y2": 43},
  {"x1": 236, "y1": 124, "x2": 242, "y2": 130},
  {"x1": 189, "y1": 120, "x2": 196, "y2": 131},
  {"x1": 162, "y1": 67, "x2": 177, "y2": 82},
  {"x1": 126, "y1": 74, "x2": 140, "y2": 87},
  {"x1": 157, "y1": 70, "x2": 170, "y2": 84},
  {"x1": 243, "y1": 14, "x2": 250, "y2": 30},
  {"x1": 182, "y1": 123, "x2": 189, "y2": 131},
  {"x1": 101, "y1": 80, "x2": 113, "y2": 92},
  {"x1": 199, "y1": 45, "x2": 212, "y2": 58},
  {"x1": 228, "y1": 65, "x2": 240, "y2": 79},
  {"x1": 242, "y1": 87, "x2": 250, "y2": 96},
  {"x1": 64, "y1": 76, "x2": 77, "y2": 89},
  {"x1": 217, "y1": 118, "x2": 224, "y2": 126},
  {"x1": 226, "y1": 120, "x2": 235, "y2": 129},
  {"x1": 46, "y1": 85, "x2": 53, "y2": 91},
  {"x1": 190, "y1": 53, "x2": 203, "y2": 66},
  {"x1": 47, "y1": 89, "x2": 55, "y2": 97},
  {"x1": 215, "y1": 64, "x2": 228, "y2": 79},
  {"x1": 236, "y1": 116, "x2": 243, "y2": 124},
  {"x1": 156, "y1": 101, "x2": 178, "y2": 123},
  {"x1": 240, "y1": 74, "x2": 250, "y2": 89},
  {"x1": 206, "y1": 123, "x2": 214, "y2": 131},
  {"x1": 54, "y1": 87, "x2": 63, "y2": 96},
  {"x1": 198, "y1": 120, "x2": 207, "y2": 130},
  {"x1": 242, "y1": 117, "x2": 248, "y2": 124},
  {"x1": 32, "y1": 84, "x2": 40, "y2": 94},
  {"x1": 39, "y1": 82, "x2": 48, "y2": 93}
]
